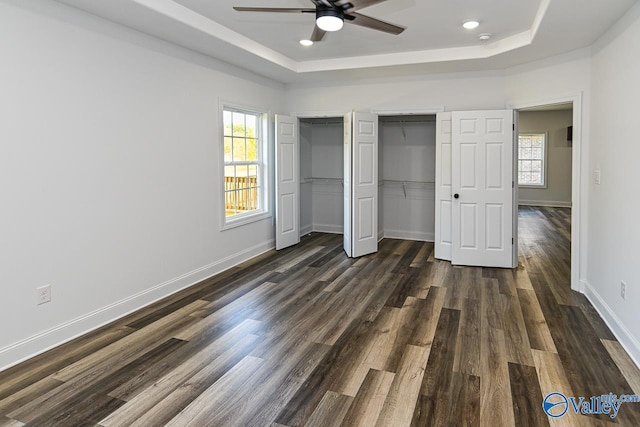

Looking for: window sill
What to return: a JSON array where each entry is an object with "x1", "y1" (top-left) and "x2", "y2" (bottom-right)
[
  {"x1": 518, "y1": 184, "x2": 547, "y2": 189},
  {"x1": 221, "y1": 210, "x2": 272, "y2": 231}
]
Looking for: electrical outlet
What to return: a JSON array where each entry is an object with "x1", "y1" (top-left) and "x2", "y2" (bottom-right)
[
  {"x1": 36, "y1": 285, "x2": 51, "y2": 305},
  {"x1": 621, "y1": 280, "x2": 627, "y2": 300}
]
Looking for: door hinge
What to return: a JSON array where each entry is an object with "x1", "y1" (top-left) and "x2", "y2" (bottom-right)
[
  {"x1": 512, "y1": 238, "x2": 514, "y2": 245},
  {"x1": 512, "y1": 124, "x2": 515, "y2": 131},
  {"x1": 512, "y1": 181, "x2": 514, "y2": 188}
]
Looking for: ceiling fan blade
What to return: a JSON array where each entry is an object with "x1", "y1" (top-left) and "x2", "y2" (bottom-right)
[
  {"x1": 346, "y1": 12, "x2": 405, "y2": 35},
  {"x1": 233, "y1": 7, "x2": 316, "y2": 14},
  {"x1": 336, "y1": 0, "x2": 388, "y2": 11},
  {"x1": 310, "y1": 25, "x2": 327, "y2": 42}
]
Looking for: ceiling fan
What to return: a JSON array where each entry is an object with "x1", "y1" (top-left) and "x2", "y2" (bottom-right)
[{"x1": 234, "y1": 0, "x2": 406, "y2": 42}]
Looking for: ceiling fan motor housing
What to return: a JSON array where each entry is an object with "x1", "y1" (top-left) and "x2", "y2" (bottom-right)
[{"x1": 316, "y1": 5, "x2": 345, "y2": 21}]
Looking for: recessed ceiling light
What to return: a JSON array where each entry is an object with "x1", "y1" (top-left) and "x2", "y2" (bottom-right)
[
  {"x1": 479, "y1": 33, "x2": 492, "y2": 41},
  {"x1": 300, "y1": 39, "x2": 314, "y2": 47},
  {"x1": 463, "y1": 20, "x2": 480, "y2": 30}
]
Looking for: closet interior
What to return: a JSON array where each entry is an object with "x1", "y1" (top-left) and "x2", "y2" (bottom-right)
[
  {"x1": 299, "y1": 117, "x2": 345, "y2": 235},
  {"x1": 298, "y1": 114, "x2": 436, "y2": 242},
  {"x1": 378, "y1": 114, "x2": 436, "y2": 241}
]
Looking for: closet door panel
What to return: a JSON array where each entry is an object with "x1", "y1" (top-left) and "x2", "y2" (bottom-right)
[
  {"x1": 275, "y1": 115, "x2": 300, "y2": 250},
  {"x1": 343, "y1": 112, "x2": 353, "y2": 257},
  {"x1": 435, "y1": 112, "x2": 453, "y2": 261},
  {"x1": 346, "y1": 112, "x2": 378, "y2": 258}
]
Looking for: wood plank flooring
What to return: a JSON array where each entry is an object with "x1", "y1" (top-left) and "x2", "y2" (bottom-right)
[{"x1": 1, "y1": 206, "x2": 640, "y2": 426}]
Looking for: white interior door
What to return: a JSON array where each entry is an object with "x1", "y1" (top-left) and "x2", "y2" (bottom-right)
[
  {"x1": 346, "y1": 112, "x2": 378, "y2": 258},
  {"x1": 343, "y1": 112, "x2": 353, "y2": 257},
  {"x1": 451, "y1": 110, "x2": 514, "y2": 268},
  {"x1": 275, "y1": 115, "x2": 300, "y2": 250},
  {"x1": 435, "y1": 112, "x2": 453, "y2": 261}
]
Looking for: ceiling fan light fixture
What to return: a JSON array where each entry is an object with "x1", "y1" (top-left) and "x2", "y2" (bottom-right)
[
  {"x1": 463, "y1": 20, "x2": 480, "y2": 30},
  {"x1": 300, "y1": 39, "x2": 314, "y2": 46},
  {"x1": 316, "y1": 8, "x2": 344, "y2": 32}
]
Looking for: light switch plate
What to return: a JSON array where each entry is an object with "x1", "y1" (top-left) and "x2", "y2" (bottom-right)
[{"x1": 594, "y1": 170, "x2": 601, "y2": 185}]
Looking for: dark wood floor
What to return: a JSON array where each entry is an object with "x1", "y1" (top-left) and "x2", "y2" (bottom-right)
[{"x1": 1, "y1": 207, "x2": 640, "y2": 426}]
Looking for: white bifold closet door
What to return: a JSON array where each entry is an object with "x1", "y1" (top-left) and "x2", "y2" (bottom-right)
[
  {"x1": 344, "y1": 111, "x2": 378, "y2": 258},
  {"x1": 435, "y1": 112, "x2": 453, "y2": 261},
  {"x1": 275, "y1": 115, "x2": 300, "y2": 250},
  {"x1": 435, "y1": 110, "x2": 515, "y2": 268}
]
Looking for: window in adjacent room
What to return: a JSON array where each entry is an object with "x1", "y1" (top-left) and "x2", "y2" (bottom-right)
[
  {"x1": 222, "y1": 105, "x2": 269, "y2": 229},
  {"x1": 518, "y1": 133, "x2": 546, "y2": 187}
]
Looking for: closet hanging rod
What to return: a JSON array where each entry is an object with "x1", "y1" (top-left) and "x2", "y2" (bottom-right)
[
  {"x1": 382, "y1": 179, "x2": 435, "y2": 184},
  {"x1": 378, "y1": 119, "x2": 436, "y2": 124},
  {"x1": 306, "y1": 177, "x2": 344, "y2": 183}
]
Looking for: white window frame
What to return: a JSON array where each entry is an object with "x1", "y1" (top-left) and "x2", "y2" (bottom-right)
[
  {"x1": 220, "y1": 102, "x2": 271, "y2": 230},
  {"x1": 517, "y1": 132, "x2": 548, "y2": 188}
]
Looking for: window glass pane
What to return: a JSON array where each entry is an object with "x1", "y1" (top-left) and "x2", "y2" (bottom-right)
[
  {"x1": 224, "y1": 137, "x2": 232, "y2": 162},
  {"x1": 233, "y1": 112, "x2": 245, "y2": 137},
  {"x1": 532, "y1": 147, "x2": 542, "y2": 159},
  {"x1": 532, "y1": 173, "x2": 541, "y2": 184},
  {"x1": 246, "y1": 115, "x2": 257, "y2": 139},
  {"x1": 239, "y1": 190, "x2": 251, "y2": 211},
  {"x1": 248, "y1": 164, "x2": 258, "y2": 180},
  {"x1": 223, "y1": 111, "x2": 232, "y2": 136},
  {"x1": 532, "y1": 161, "x2": 542, "y2": 173},
  {"x1": 225, "y1": 190, "x2": 237, "y2": 217},
  {"x1": 224, "y1": 165, "x2": 236, "y2": 190},
  {"x1": 249, "y1": 187, "x2": 258, "y2": 210},
  {"x1": 233, "y1": 138, "x2": 246, "y2": 162},
  {"x1": 237, "y1": 165, "x2": 248, "y2": 189},
  {"x1": 246, "y1": 139, "x2": 258, "y2": 161}
]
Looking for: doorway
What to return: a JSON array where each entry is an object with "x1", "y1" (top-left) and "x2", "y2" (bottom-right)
[{"x1": 515, "y1": 102, "x2": 574, "y2": 293}]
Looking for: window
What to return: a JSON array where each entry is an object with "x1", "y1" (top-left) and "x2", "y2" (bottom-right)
[
  {"x1": 222, "y1": 105, "x2": 268, "y2": 228},
  {"x1": 518, "y1": 133, "x2": 546, "y2": 187}
]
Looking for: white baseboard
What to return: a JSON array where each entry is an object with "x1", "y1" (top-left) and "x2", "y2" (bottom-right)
[
  {"x1": 582, "y1": 280, "x2": 640, "y2": 369},
  {"x1": 300, "y1": 224, "x2": 313, "y2": 237},
  {"x1": 383, "y1": 230, "x2": 435, "y2": 242},
  {"x1": 0, "y1": 239, "x2": 275, "y2": 372},
  {"x1": 378, "y1": 230, "x2": 385, "y2": 242},
  {"x1": 312, "y1": 224, "x2": 344, "y2": 234},
  {"x1": 518, "y1": 200, "x2": 572, "y2": 208}
]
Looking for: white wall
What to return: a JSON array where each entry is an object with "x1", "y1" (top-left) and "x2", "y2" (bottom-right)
[
  {"x1": 0, "y1": 0, "x2": 284, "y2": 369},
  {"x1": 587, "y1": 2, "x2": 640, "y2": 363},
  {"x1": 518, "y1": 110, "x2": 573, "y2": 207},
  {"x1": 286, "y1": 72, "x2": 506, "y2": 113},
  {"x1": 505, "y1": 49, "x2": 592, "y2": 296},
  {"x1": 380, "y1": 119, "x2": 436, "y2": 241},
  {"x1": 309, "y1": 122, "x2": 344, "y2": 233}
]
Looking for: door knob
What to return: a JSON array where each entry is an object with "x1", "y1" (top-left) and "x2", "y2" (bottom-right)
[{"x1": 454, "y1": 193, "x2": 459, "y2": 199}]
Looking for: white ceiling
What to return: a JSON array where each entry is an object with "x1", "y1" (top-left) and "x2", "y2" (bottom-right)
[
  {"x1": 53, "y1": 0, "x2": 638, "y2": 83},
  {"x1": 174, "y1": 0, "x2": 541, "y2": 61}
]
